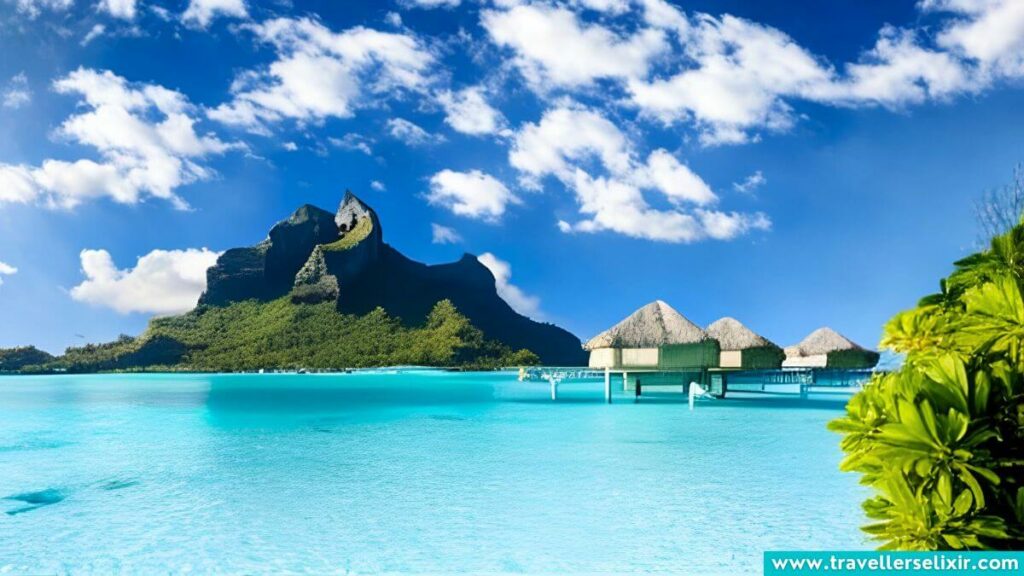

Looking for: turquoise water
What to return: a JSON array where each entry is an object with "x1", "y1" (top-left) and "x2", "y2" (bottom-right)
[{"x1": 0, "y1": 371, "x2": 869, "y2": 574}]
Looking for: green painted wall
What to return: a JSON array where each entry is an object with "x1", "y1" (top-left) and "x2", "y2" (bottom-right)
[
  {"x1": 826, "y1": 349, "x2": 881, "y2": 369},
  {"x1": 740, "y1": 346, "x2": 785, "y2": 369},
  {"x1": 658, "y1": 341, "x2": 720, "y2": 370}
]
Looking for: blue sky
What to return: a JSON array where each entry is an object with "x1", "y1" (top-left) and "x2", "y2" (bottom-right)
[{"x1": 1, "y1": 0, "x2": 1023, "y2": 354}]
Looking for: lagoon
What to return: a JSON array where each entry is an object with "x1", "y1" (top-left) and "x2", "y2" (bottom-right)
[{"x1": 0, "y1": 371, "x2": 869, "y2": 574}]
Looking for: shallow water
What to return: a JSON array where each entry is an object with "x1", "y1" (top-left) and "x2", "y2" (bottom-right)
[{"x1": 0, "y1": 371, "x2": 869, "y2": 574}]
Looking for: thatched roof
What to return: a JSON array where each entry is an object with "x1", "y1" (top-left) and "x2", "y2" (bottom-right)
[
  {"x1": 584, "y1": 300, "x2": 708, "y2": 351},
  {"x1": 785, "y1": 327, "x2": 869, "y2": 357},
  {"x1": 706, "y1": 317, "x2": 779, "y2": 351}
]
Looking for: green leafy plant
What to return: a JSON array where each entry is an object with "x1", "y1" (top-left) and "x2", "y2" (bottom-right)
[{"x1": 830, "y1": 223, "x2": 1024, "y2": 550}]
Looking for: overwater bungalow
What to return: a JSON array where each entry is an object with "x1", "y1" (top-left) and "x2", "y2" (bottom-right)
[
  {"x1": 583, "y1": 300, "x2": 719, "y2": 371},
  {"x1": 782, "y1": 327, "x2": 880, "y2": 369},
  {"x1": 706, "y1": 317, "x2": 784, "y2": 370}
]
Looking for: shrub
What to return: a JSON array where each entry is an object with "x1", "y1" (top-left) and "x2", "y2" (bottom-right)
[{"x1": 829, "y1": 223, "x2": 1024, "y2": 550}]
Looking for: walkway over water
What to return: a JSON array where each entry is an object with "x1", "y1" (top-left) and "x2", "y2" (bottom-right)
[{"x1": 520, "y1": 366, "x2": 878, "y2": 402}]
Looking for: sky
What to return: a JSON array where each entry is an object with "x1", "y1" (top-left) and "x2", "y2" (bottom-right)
[{"x1": 1, "y1": 0, "x2": 1023, "y2": 355}]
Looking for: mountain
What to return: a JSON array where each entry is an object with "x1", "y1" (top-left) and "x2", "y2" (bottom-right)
[{"x1": 196, "y1": 192, "x2": 585, "y2": 366}]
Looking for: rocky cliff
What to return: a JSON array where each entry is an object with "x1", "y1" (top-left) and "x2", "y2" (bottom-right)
[{"x1": 199, "y1": 192, "x2": 585, "y2": 365}]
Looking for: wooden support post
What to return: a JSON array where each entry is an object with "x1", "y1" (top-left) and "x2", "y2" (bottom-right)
[
  {"x1": 604, "y1": 367, "x2": 612, "y2": 404},
  {"x1": 721, "y1": 371, "x2": 728, "y2": 399},
  {"x1": 550, "y1": 378, "x2": 558, "y2": 401},
  {"x1": 623, "y1": 370, "x2": 629, "y2": 391}
]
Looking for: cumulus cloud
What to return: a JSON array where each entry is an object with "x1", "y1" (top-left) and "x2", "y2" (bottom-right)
[
  {"x1": 182, "y1": 0, "x2": 248, "y2": 28},
  {"x1": 437, "y1": 87, "x2": 507, "y2": 136},
  {"x1": 480, "y1": 1, "x2": 1019, "y2": 147},
  {"x1": 328, "y1": 133, "x2": 374, "y2": 155},
  {"x1": 81, "y1": 24, "x2": 106, "y2": 46},
  {"x1": 482, "y1": 2, "x2": 667, "y2": 90},
  {"x1": 510, "y1": 103, "x2": 768, "y2": 243},
  {"x1": 926, "y1": 0, "x2": 1024, "y2": 79},
  {"x1": 628, "y1": 12, "x2": 834, "y2": 145},
  {"x1": 209, "y1": 17, "x2": 436, "y2": 133},
  {"x1": 733, "y1": 170, "x2": 766, "y2": 195},
  {"x1": 98, "y1": 0, "x2": 136, "y2": 19},
  {"x1": 509, "y1": 105, "x2": 633, "y2": 187},
  {"x1": 70, "y1": 248, "x2": 221, "y2": 315},
  {"x1": 370, "y1": 180, "x2": 386, "y2": 192},
  {"x1": 817, "y1": 25, "x2": 971, "y2": 107},
  {"x1": 1, "y1": 73, "x2": 31, "y2": 109},
  {"x1": 427, "y1": 169, "x2": 519, "y2": 221},
  {"x1": 431, "y1": 223, "x2": 461, "y2": 244},
  {"x1": 8, "y1": 0, "x2": 72, "y2": 18},
  {"x1": 477, "y1": 252, "x2": 542, "y2": 320},
  {"x1": 400, "y1": 0, "x2": 460, "y2": 8},
  {"x1": 0, "y1": 260, "x2": 17, "y2": 287},
  {"x1": 0, "y1": 68, "x2": 239, "y2": 210},
  {"x1": 386, "y1": 117, "x2": 445, "y2": 146}
]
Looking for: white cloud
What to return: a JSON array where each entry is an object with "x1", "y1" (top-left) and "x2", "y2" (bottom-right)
[
  {"x1": 182, "y1": 0, "x2": 248, "y2": 28},
  {"x1": 733, "y1": 170, "x2": 766, "y2": 195},
  {"x1": 481, "y1": 3, "x2": 666, "y2": 90},
  {"x1": 510, "y1": 104, "x2": 767, "y2": 243},
  {"x1": 8, "y1": 0, "x2": 72, "y2": 18},
  {"x1": 427, "y1": 169, "x2": 519, "y2": 221},
  {"x1": 926, "y1": 0, "x2": 1024, "y2": 79},
  {"x1": 480, "y1": 1, "x2": 1014, "y2": 146},
  {"x1": 70, "y1": 248, "x2": 221, "y2": 315},
  {"x1": 818, "y1": 26, "x2": 972, "y2": 107},
  {"x1": 509, "y1": 105, "x2": 633, "y2": 186},
  {"x1": 477, "y1": 252, "x2": 542, "y2": 320},
  {"x1": 2, "y1": 73, "x2": 31, "y2": 109},
  {"x1": 99, "y1": 0, "x2": 136, "y2": 19},
  {"x1": 81, "y1": 24, "x2": 106, "y2": 46},
  {"x1": 643, "y1": 149, "x2": 716, "y2": 206},
  {"x1": 0, "y1": 260, "x2": 16, "y2": 287},
  {"x1": 384, "y1": 11, "x2": 402, "y2": 27},
  {"x1": 697, "y1": 208, "x2": 771, "y2": 240},
  {"x1": 282, "y1": 141, "x2": 298, "y2": 151},
  {"x1": 431, "y1": 223, "x2": 461, "y2": 244},
  {"x1": 437, "y1": 87, "x2": 507, "y2": 136},
  {"x1": 386, "y1": 117, "x2": 445, "y2": 146},
  {"x1": 0, "y1": 68, "x2": 239, "y2": 210},
  {"x1": 572, "y1": 0, "x2": 631, "y2": 14},
  {"x1": 565, "y1": 170, "x2": 705, "y2": 242},
  {"x1": 370, "y1": 180, "x2": 385, "y2": 191},
  {"x1": 328, "y1": 133, "x2": 373, "y2": 155},
  {"x1": 209, "y1": 17, "x2": 436, "y2": 133},
  {"x1": 628, "y1": 13, "x2": 833, "y2": 145},
  {"x1": 400, "y1": 0, "x2": 460, "y2": 8}
]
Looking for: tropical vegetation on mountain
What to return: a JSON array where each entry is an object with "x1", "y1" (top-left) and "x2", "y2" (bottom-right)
[
  {"x1": 10, "y1": 298, "x2": 538, "y2": 373},
  {"x1": 830, "y1": 220, "x2": 1024, "y2": 550},
  {"x1": 0, "y1": 346, "x2": 55, "y2": 372}
]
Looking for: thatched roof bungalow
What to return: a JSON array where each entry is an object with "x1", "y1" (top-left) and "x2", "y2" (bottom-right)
[
  {"x1": 706, "y1": 317, "x2": 784, "y2": 369},
  {"x1": 584, "y1": 301, "x2": 719, "y2": 370},
  {"x1": 782, "y1": 327, "x2": 879, "y2": 369}
]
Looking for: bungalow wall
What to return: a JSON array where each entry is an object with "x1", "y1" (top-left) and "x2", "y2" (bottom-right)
[
  {"x1": 783, "y1": 353, "x2": 828, "y2": 368},
  {"x1": 621, "y1": 348, "x2": 659, "y2": 368},
  {"x1": 588, "y1": 347, "x2": 621, "y2": 369},
  {"x1": 658, "y1": 341, "x2": 720, "y2": 370},
  {"x1": 826, "y1": 349, "x2": 881, "y2": 369},
  {"x1": 739, "y1": 346, "x2": 786, "y2": 369}
]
